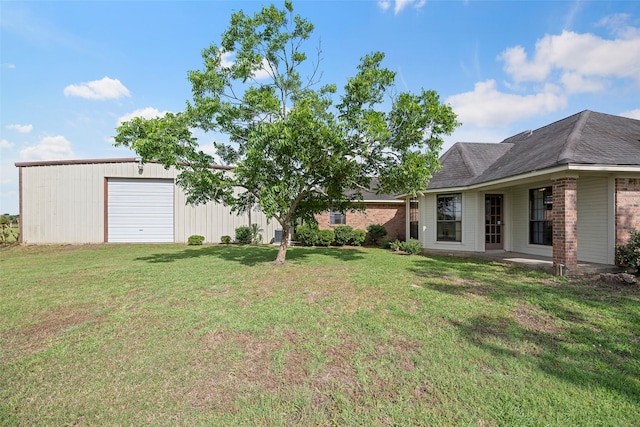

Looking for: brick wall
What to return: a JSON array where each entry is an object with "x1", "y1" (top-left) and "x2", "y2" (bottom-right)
[
  {"x1": 552, "y1": 178, "x2": 578, "y2": 273},
  {"x1": 615, "y1": 178, "x2": 640, "y2": 245},
  {"x1": 316, "y1": 203, "x2": 406, "y2": 240}
]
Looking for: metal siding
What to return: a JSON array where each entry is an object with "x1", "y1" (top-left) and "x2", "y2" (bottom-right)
[
  {"x1": 108, "y1": 179, "x2": 174, "y2": 243},
  {"x1": 20, "y1": 159, "x2": 279, "y2": 244},
  {"x1": 577, "y1": 176, "x2": 610, "y2": 263},
  {"x1": 21, "y1": 163, "x2": 103, "y2": 244}
]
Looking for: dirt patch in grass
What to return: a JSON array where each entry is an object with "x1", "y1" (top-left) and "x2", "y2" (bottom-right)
[
  {"x1": 188, "y1": 327, "x2": 370, "y2": 414},
  {"x1": 1, "y1": 305, "x2": 105, "y2": 361},
  {"x1": 513, "y1": 303, "x2": 563, "y2": 334}
]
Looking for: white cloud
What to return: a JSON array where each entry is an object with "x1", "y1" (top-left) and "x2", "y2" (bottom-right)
[
  {"x1": 620, "y1": 109, "x2": 640, "y2": 120},
  {"x1": 20, "y1": 136, "x2": 74, "y2": 161},
  {"x1": 1, "y1": 63, "x2": 16, "y2": 69},
  {"x1": 6, "y1": 123, "x2": 33, "y2": 133},
  {"x1": 560, "y1": 72, "x2": 608, "y2": 94},
  {"x1": 499, "y1": 30, "x2": 640, "y2": 87},
  {"x1": 596, "y1": 13, "x2": 640, "y2": 39},
  {"x1": 220, "y1": 51, "x2": 235, "y2": 69},
  {"x1": 0, "y1": 139, "x2": 15, "y2": 149},
  {"x1": 220, "y1": 51, "x2": 271, "y2": 81},
  {"x1": 64, "y1": 76, "x2": 130, "y2": 100},
  {"x1": 378, "y1": 1, "x2": 391, "y2": 12},
  {"x1": 251, "y1": 58, "x2": 273, "y2": 81},
  {"x1": 446, "y1": 80, "x2": 567, "y2": 128},
  {"x1": 117, "y1": 107, "x2": 170, "y2": 125},
  {"x1": 378, "y1": 0, "x2": 426, "y2": 14}
]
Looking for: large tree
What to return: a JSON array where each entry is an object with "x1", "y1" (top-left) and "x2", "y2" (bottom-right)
[{"x1": 115, "y1": 1, "x2": 460, "y2": 264}]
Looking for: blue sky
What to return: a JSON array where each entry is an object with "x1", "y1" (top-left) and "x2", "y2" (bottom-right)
[{"x1": 1, "y1": 0, "x2": 639, "y2": 214}]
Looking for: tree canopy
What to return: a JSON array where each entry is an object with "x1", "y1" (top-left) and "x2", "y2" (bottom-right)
[{"x1": 115, "y1": 1, "x2": 460, "y2": 264}]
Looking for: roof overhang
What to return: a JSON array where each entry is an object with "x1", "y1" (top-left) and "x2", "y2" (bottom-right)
[{"x1": 421, "y1": 163, "x2": 640, "y2": 194}]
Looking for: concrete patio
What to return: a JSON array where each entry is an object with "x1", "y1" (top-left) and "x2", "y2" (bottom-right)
[{"x1": 420, "y1": 249, "x2": 622, "y2": 276}]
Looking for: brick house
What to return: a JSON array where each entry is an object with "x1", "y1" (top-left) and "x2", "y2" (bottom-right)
[
  {"x1": 315, "y1": 185, "x2": 407, "y2": 241},
  {"x1": 410, "y1": 110, "x2": 640, "y2": 275}
]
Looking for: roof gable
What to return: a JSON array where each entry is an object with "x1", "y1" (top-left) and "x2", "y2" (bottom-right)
[{"x1": 429, "y1": 110, "x2": 640, "y2": 189}]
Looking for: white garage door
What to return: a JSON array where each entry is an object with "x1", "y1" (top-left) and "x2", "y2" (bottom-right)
[{"x1": 108, "y1": 178, "x2": 174, "y2": 243}]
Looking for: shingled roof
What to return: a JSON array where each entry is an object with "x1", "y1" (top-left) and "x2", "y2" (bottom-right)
[{"x1": 428, "y1": 110, "x2": 640, "y2": 189}]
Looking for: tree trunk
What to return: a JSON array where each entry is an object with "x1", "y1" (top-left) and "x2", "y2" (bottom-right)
[{"x1": 274, "y1": 224, "x2": 290, "y2": 265}]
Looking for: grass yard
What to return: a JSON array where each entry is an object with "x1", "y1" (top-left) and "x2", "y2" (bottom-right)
[{"x1": 1, "y1": 244, "x2": 638, "y2": 426}]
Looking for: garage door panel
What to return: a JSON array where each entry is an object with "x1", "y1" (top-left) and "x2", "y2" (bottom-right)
[{"x1": 107, "y1": 179, "x2": 174, "y2": 243}]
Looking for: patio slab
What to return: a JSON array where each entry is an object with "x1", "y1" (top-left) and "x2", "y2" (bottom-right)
[{"x1": 420, "y1": 249, "x2": 621, "y2": 276}]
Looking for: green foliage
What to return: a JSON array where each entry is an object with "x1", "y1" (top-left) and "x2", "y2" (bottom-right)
[
  {"x1": 220, "y1": 235, "x2": 232, "y2": 244},
  {"x1": 316, "y1": 229, "x2": 335, "y2": 247},
  {"x1": 295, "y1": 225, "x2": 318, "y2": 246},
  {"x1": 399, "y1": 239, "x2": 422, "y2": 255},
  {"x1": 366, "y1": 224, "x2": 387, "y2": 245},
  {"x1": 380, "y1": 237, "x2": 395, "y2": 249},
  {"x1": 113, "y1": 2, "x2": 460, "y2": 264},
  {"x1": 333, "y1": 225, "x2": 354, "y2": 246},
  {"x1": 389, "y1": 239, "x2": 402, "y2": 252},
  {"x1": 235, "y1": 226, "x2": 253, "y2": 245},
  {"x1": 249, "y1": 223, "x2": 263, "y2": 245},
  {"x1": 351, "y1": 229, "x2": 366, "y2": 246},
  {"x1": 616, "y1": 229, "x2": 640, "y2": 274},
  {"x1": 187, "y1": 235, "x2": 205, "y2": 245}
]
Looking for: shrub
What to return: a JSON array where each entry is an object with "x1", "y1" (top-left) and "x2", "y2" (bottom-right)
[
  {"x1": 333, "y1": 225, "x2": 354, "y2": 246},
  {"x1": 295, "y1": 225, "x2": 318, "y2": 246},
  {"x1": 250, "y1": 223, "x2": 263, "y2": 244},
  {"x1": 366, "y1": 224, "x2": 387, "y2": 245},
  {"x1": 399, "y1": 239, "x2": 422, "y2": 255},
  {"x1": 351, "y1": 229, "x2": 366, "y2": 246},
  {"x1": 616, "y1": 229, "x2": 640, "y2": 275},
  {"x1": 316, "y1": 229, "x2": 335, "y2": 246},
  {"x1": 235, "y1": 226, "x2": 252, "y2": 245},
  {"x1": 220, "y1": 235, "x2": 231, "y2": 244},
  {"x1": 187, "y1": 235, "x2": 205, "y2": 246},
  {"x1": 380, "y1": 237, "x2": 395, "y2": 249},
  {"x1": 389, "y1": 239, "x2": 402, "y2": 251}
]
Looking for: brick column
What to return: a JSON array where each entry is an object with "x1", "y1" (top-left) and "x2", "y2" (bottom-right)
[
  {"x1": 615, "y1": 178, "x2": 640, "y2": 246},
  {"x1": 552, "y1": 177, "x2": 578, "y2": 275}
]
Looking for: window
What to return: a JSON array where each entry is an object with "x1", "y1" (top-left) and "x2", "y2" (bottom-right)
[
  {"x1": 529, "y1": 187, "x2": 552, "y2": 245},
  {"x1": 330, "y1": 209, "x2": 346, "y2": 225},
  {"x1": 409, "y1": 198, "x2": 419, "y2": 240},
  {"x1": 437, "y1": 194, "x2": 462, "y2": 242}
]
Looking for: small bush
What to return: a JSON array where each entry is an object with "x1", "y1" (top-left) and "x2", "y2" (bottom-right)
[
  {"x1": 333, "y1": 225, "x2": 354, "y2": 246},
  {"x1": 235, "y1": 226, "x2": 252, "y2": 245},
  {"x1": 380, "y1": 237, "x2": 395, "y2": 249},
  {"x1": 366, "y1": 224, "x2": 387, "y2": 245},
  {"x1": 399, "y1": 239, "x2": 422, "y2": 255},
  {"x1": 220, "y1": 235, "x2": 231, "y2": 244},
  {"x1": 351, "y1": 229, "x2": 366, "y2": 246},
  {"x1": 389, "y1": 239, "x2": 402, "y2": 251},
  {"x1": 616, "y1": 229, "x2": 640, "y2": 275},
  {"x1": 316, "y1": 229, "x2": 335, "y2": 246},
  {"x1": 188, "y1": 235, "x2": 205, "y2": 246},
  {"x1": 295, "y1": 225, "x2": 318, "y2": 246},
  {"x1": 250, "y1": 223, "x2": 263, "y2": 245}
]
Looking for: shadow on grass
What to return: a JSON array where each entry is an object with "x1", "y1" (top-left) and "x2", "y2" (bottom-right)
[
  {"x1": 134, "y1": 244, "x2": 365, "y2": 266},
  {"x1": 408, "y1": 255, "x2": 640, "y2": 403}
]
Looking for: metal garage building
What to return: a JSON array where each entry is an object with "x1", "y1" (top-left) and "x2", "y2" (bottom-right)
[{"x1": 16, "y1": 158, "x2": 278, "y2": 244}]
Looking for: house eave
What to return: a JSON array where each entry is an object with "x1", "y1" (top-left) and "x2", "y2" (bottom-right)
[{"x1": 422, "y1": 163, "x2": 640, "y2": 193}]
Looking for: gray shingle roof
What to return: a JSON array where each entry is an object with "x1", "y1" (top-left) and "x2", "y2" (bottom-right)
[{"x1": 428, "y1": 110, "x2": 640, "y2": 189}]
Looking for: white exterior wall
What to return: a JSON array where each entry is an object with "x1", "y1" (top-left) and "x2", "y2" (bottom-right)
[
  {"x1": 19, "y1": 160, "x2": 278, "y2": 244},
  {"x1": 420, "y1": 191, "x2": 479, "y2": 252},
  {"x1": 577, "y1": 176, "x2": 613, "y2": 264},
  {"x1": 509, "y1": 181, "x2": 553, "y2": 258}
]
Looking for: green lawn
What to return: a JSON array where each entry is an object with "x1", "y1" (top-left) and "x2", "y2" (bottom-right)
[{"x1": 1, "y1": 244, "x2": 638, "y2": 426}]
